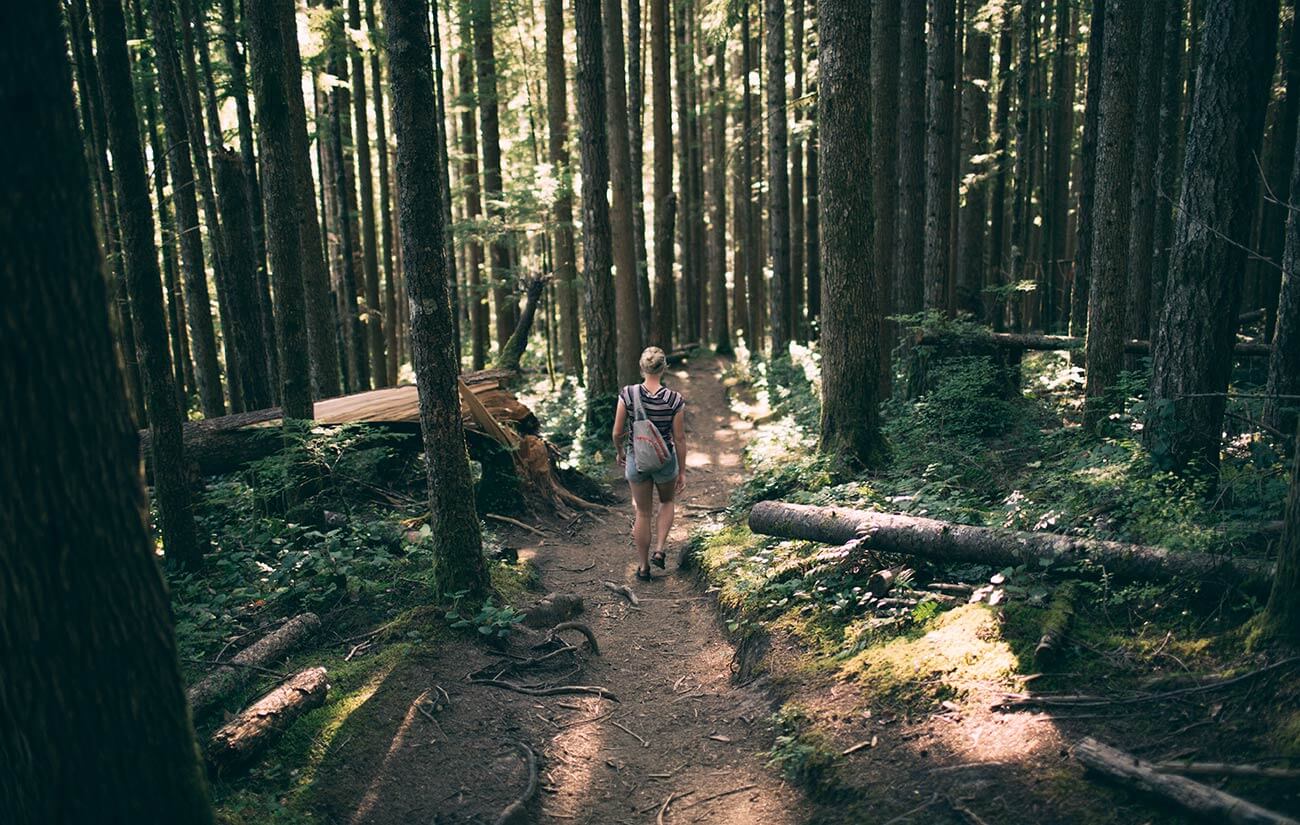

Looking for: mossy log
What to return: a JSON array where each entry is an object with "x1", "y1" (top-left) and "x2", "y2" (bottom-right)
[
  {"x1": 747, "y1": 501, "x2": 1272, "y2": 594},
  {"x1": 187, "y1": 612, "x2": 321, "y2": 718},
  {"x1": 1034, "y1": 583, "x2": 1077, "y2": 665},
  {"x1": 206, "y1": 667, "x2": 328, "y2": 774},
  {"x1": 1074, "y1": 737, "x2": 1298, "y2": 825}
]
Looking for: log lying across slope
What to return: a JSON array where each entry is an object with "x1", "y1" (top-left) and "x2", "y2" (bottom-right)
[
  {"x1": 187, "y1": 612, "x2": 320, "y2": 718},
  {"x1": 206, "y1": 666, "x2": 328, "y2": 774},
  {"x1": 748, "y1": 501, "x2": 1271, "y2": 593},
  {"x1": 915, "y1": 329, "x2": 1272, "y2": 357}
]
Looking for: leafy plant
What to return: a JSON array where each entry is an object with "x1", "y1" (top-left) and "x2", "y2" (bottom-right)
[{"x1": 444, "y1": 590, "x2": 524, "y2": 640}]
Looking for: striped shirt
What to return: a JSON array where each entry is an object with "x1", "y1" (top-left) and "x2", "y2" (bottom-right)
[{"x1": 620, "y1": 384, "x2": 685, "y2": 452}]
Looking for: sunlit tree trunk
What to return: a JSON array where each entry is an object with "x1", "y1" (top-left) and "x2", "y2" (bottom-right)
[
  {"x1": 766, "y1": 0, "x2": 791, "y2": 355},
  {"x1": 349, "y1": 0, "x2": 387, "y2": 386},
  {"x1": 956, "y1": 15, "x2": 990, "y2": 320},
  {"x1": 710, "y1": 38, "x2": 732, "y2": 356},
  {"x1": 1069, "y1": 0, "x2": 1105, "y2": 341},
  {"x1": 369, "y1": 0, "x2": 398, "y2": 384},
  {"x1": 652, "y1": 0, "x2": 676, "y2": 348},
  {"x1": 628, "y1": 0, "x2": 652, "y2": 343},
  {"x1": 546, "y1": 0, "x2": 583, "y2": 376},
  {"x1": 384, "y1": 0, "x2": 490, "y2": 601},
  {"x1": 1043, "y1": 0, "x2": 1075, "y2": 332},
  {"x1": 923, "y1": 0, "x2": 957, "y2": 312},
  {"x1": 457, "y1": 7, "x2": 490, "y2": 370},
  {"x1": 790, "y1": 0, "x2": 806, "y2": 341}
]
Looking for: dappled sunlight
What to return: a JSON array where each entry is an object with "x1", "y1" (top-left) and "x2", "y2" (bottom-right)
[
  {"x1": 298, "y1": 661, "x2": 398, "y2": 792},
  {"x1": 538, "y1": 696, "x2": 606, "y2": 819},
  {"x1": 348, "y1": 688, "x2": 429, "y2": 824}
]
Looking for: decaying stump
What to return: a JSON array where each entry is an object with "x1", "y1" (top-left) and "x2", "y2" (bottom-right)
[
  {"x1": 521, "y1": 592, "x2": 584, "y2": 628},
  {"x1": 748, "y1": 501, "x2": 1272, "y2": 594},
  {"x1": 1074, "y1": 737, "x2": 1298, "y2": 825},
  {"x1": 187, "y1": 613, "x2": 321, "y2": 718},
  {"x1": 206, "y1": 667, "x2": 328, "y2": 774}
]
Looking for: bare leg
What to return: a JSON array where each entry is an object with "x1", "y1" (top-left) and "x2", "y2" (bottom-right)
[
  {"x1": 629, "y1": 479, "x2": 654, "y2": 572},
  {"x1": 653, "y1": 479, "x2": 676, "y2": 558}
]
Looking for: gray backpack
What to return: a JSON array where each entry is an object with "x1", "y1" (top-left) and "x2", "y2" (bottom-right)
[{"x1": 630, "y1": 387, "x2": 671, "y2": 472}]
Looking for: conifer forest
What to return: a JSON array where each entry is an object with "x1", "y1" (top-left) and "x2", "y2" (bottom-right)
[{"x1": 10, "y1": 0, "x2": 1300, "y2": 822}]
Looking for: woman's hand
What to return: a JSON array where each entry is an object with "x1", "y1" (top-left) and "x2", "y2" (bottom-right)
[
  {"x1": 617, "y1": 450, "x2": 626, "y2": 467},
  {"x1": 675, "y1": 469, "x2": 686, "y2": 494}
]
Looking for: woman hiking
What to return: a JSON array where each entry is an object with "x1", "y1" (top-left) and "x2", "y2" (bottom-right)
[{"x1": 612, "y1": 347, "x2": 687, "y2": 580}]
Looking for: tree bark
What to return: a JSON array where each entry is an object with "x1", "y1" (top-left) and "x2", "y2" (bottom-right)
[
  {"x1": 1263, "y1": 427, "x2": 1300, "y2": 641},
  {"x1": 368, "y1": 0, "x2": 398, "y2": 385},
  {"x1": 923, "y1": 0, "x2": 957, "y2": 312},
  {"x1": 247, "y1": 0, "x2": 314, "y2": 420},
  {"x1": 385, "y1": 0, "x2": 490, "y2": 600},
  {"x1": 277, "y1": 0, "x2": 341, "y2": 401},
  {"x1": 1073, "y1": 738, "x2": 1299, "y2": 825},
  {"x1": 1265, "y1": 108, "x2": 1300, "y2": 436},
  {"x1": 872, "y1": 0, "x2": 900, "y2": 364},
  {"x1": 187, "y1": 613, "x2": 321, "y2": 718},
  {"x1": 214, "y1": 149, "x2": 276, "y2": 411},
  {"x1": 710, "y1": 38, "x2": 732, "y2": 355},
  {"x1": 1043, "y1": 0, "x2": 1075, "y2": 332},
  {"x1": 1007, "y1": 0, "x2": 1037, "y2": 332},
  {"x1": 149, "y1": 0, "x2": 225, "y2": 416},
  {"x1": 651, "y1": 0, "x2": 675, "y2": 349},
  {"x1": 1069, "y1": 0, "x2": 1105, "y2": 340},
  {"x1": 748, "y1": 502, "x2": 1271, "y2": 592},
  {"x1": 545, "y1": 0, "x2": 582, "y2": 378},
  {"x1": 218, "y1": 0, "x2": 267, "y2": 282},
  {"x1": 1122, "y1": 0, "x2": 1169, "y2": 355},
  {"x1": 895, "y1": 0, "x2": 926, "y2": 316},
  {"x1": 603, "y1": 0, "x2": 646, "y2": 382},
  {"x1": 766, "y1": 0, "x2": 791, "y2": 355},
  {"x1": 92, "y1": 0, "x2": 202, "y2": 570},
  {"x1": 1146, "y1": 0, "x2": 1280, "y2": 472},
  {"x1": 1082, "y1": 0, "x2": 1141, "y2": 426},
  {"x1": 471, "y1": 0, "x2": 516, "y2": 353},
  {"x1": 1, "y1": 4, "x2": 215, "y2": 814},
  {"x1": 349, "y1": 0, "x2": 387, "y2": 387},
  {"x1": 987, "y1": 7, "x2": 1014, "y2": 327},
  {"x1": 789, "y1": 0, "x2": 806, "y2": 342},
  {"x1": 1149, "y1": 0, "x2": 1186, "y2": 335},
  {"x1": 675, "y1": 0, "x2": 701, "y2": 345},
  {"x1": 206, "y1": 667, "x2": 328, "y2": 774},
  {"x1": 458, "y1": 8, "x2": 490, "y2": 370},
  {"x1": 498, "y1": 278, "x2": 548, "y2": 373},
  {"x1": 818, "y1": 0, "x2": 885, "y2": 469},
  {"x1": 956, "y1": 15, "x2": 991, "y2": 319},
  {"x1": 628, "y1": 0, "x2": 652, "y2": 344},
  {"x1": 1257, "y1": 0, "x2": 1300, "y2": 342}
]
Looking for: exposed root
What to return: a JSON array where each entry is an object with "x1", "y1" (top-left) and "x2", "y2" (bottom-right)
[
  {"x1": 493, "y1": 741, "x2": 538, "y2": 825},
  {"x1": 602, "y1": 580, "x2": 640, "y2": 607},
  {"x1": 469, "y1": 676, "x2": 618, "y2": 701},
  {"x1": 546, "y1": 621, "x2": 600, "y2": 655}
]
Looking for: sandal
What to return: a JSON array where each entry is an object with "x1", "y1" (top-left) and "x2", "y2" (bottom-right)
[
  {"x1": 650, "y1": 549, "x2": 667, "y2": 569},
  {"x1": 636, "y1": 566, "x2": 653, "y2": 581}
]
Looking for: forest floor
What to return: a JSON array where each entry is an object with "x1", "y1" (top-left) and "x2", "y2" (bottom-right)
[{"x1": 199, "y1": 354, "x2": 1300, "y2": 824}]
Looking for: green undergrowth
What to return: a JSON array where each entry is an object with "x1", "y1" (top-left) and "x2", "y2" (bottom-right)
[
  {"x1": 162, "y1": 424, "x2": 540, "y2": 823},
  {"x1": 690, "y1": 338, "x2": 1295, "y2": 816}
]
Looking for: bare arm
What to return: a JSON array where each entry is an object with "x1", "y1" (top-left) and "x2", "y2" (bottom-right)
[
  {"x1": 672, "y1": 408, "x2": 686, "y2": 491},
  {"x1": 612, "y1": 397, "x2": 627, "y2": 465}
]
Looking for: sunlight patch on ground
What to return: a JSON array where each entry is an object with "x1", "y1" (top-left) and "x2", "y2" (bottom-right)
[
  {"x1": 295, "y1": 661, "x2": 398, "y2": 794},
  {"x1": 348, "y1": 688, "x2": 430, "y2": 824},
  {"x1": 540, "y1": 697, "x2": 607, "y2": 819}
]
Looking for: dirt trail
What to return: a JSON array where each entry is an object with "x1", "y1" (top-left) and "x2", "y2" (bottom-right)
[{"x1": 311, "y1": 357, "x2": 807, "y2": 824}]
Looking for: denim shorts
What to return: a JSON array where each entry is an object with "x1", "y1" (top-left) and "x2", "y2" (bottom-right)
[{"x1": 624, "y1": 447, "x2": 679, "y2": 484}]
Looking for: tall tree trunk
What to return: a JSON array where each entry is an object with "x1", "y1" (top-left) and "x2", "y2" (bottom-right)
[
  {"x1": 923, "y1": 0, "x2": 957, "y2": 311},
  {"x1": 675, "y1": 0, "x2": 700, "y2": 345},
  {"x1": 956, "y1": 15, "x2": 991, "y2": 319},
  {"x1": 545, "y1": 0, "x2": 582, "y2": 377},
  {"x1": 471, "y1": 0, "x2": 516, "y2": 353},
  {"x1": 1008, "y1": 0, "x2": 1038, "y2": 331},
  {"x1": 369, "y1": 0, "x2": 398, "y2": 384},
  {"x1": 819, "y1": 0, "x2": 884, "y2": 468},
  {"x1": 219, "y1": 0, "x2": 266, "y2": 276},
  {"x1": 628, "y1": 0, "x2": 652, "y2": 343},
  {"x1": 790, "y1": 0, "x2": 806, "y2": 341},
  {"x1": 872, "y1": 0, "x2": 900, "y2": 366},
  {"x1": 687, "y1": 5, "x2": 708, "y2": 345},
  {"x1": 604, "y1": 0, "x2": 646, "y2": 383},
  {"x1": 741, "y1": 7, "x2": 763, "y2": 348},
  {"x1": 92, "y1": 0, "x2": 201, "y2": 567},
  {"x1": 1122, "y1": 0, "x2": 1169, "y2": 357},
  {"x1": 1070, "y1": 0, "x2": 1105, "y2": 340},
  {"x1": 1262, "y1": 425, "x2": 1300, "y2": 641},
  {"x1": 177, "y1": 0, "x2": 241, "y2": 411},
  {"x1": 431, "y1": 0, "x2": 460, "y2": 369},
  {"x1": 1082, "y1": 0, "x2": 1141, "y2": 426},
  {"x1": 1265, "y1": 108, "x2": 1300, "y2": 436},
  {"x1": 2, "y1": 4, "x2": 216, "y2": 818},
  {"x1": 652, "y1": 0, "x2": 675, "y2": 348},
  {"x1": 710, "y1": 38, "x2": 732, "y2": 355},
  {"x1": 766, "y1": 0, "x2": 791, "y2": 354},
  {"x1": 458, "y1": 7, "x2": 490, "y2": 370},
  {"x1": 1145, "y1": 0, "x2": 1280, "y2": 472},
  {"x1": 730, "y1": 48, "x2": 747, "y2": 342},
  {"x1": 987, "y1": 6, "x2": 1014, "y2": 327},
  {"x1": 806, "y1": 121, "x2": 820, "y2": 327},
  {"x1": 349, "y1": 0, "x2": 387, "y2": 386},
  {"x1": 279, "y1": 0, "x2": 342, "y2": 400},
  {"x1": 384, "y1": 0, "x2": 490, "y2": 601},
  {"x1": 247, "y1": 0, "x2": 314, "y2": 420},
  {"x1": 895, "y1": 0, "x2": 926, "y2": 316},
  {"x1": 149, "y1": 0, "x2": 225, "y2": 416},
  {"x1": 1258, "y1": 0, "x2": 1300, "y2": 340},
  {"x1": 214, "y1": 149, "x2": 275, "y2": 410},
  {"x1": 1044, "y1": 0, "x2": 1075, "y2": 332},
  {"x1": 1149, "y1": 0, "x2": 1186, "y2": 332},
  {"x1": 325, "y1": 0, "x2": 368, "y2": 392},
  {"x1": 574, "y1": 0, "x2": 619, "y2": 430}
]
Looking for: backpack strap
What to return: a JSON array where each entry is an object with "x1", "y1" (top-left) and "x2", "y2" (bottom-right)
[{"x1": 630, "y1": 385, "x2": 647, "y2": 421}]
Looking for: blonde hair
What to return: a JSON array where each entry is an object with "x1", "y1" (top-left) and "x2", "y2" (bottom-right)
[{"x1": 639, "y1": 346, "x2": 668, "y2": 376}]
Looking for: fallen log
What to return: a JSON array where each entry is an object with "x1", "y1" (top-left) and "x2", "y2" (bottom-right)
[
  {"x1": 1153, "y1": 762, "x2": 1300, "y2": 781},
  {"x1": 1034, "y1": 583, "x2": 1078, "y2": 666},
  {"x1": 915, "y1": 329, "x2": 1272, "y2": 357},
  {"x1": 1074, "y1": 737, "x2": 1298, "y2": 825},
  {"x1": 747, "y1": 502, "x2": 1272, "y2": 593},
  {"x1": 187, "y1": 613, "x2": 321, "y2": 718},
  {"x1": 206, "y1": 667, "x2": 329, "y2": 774}
]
